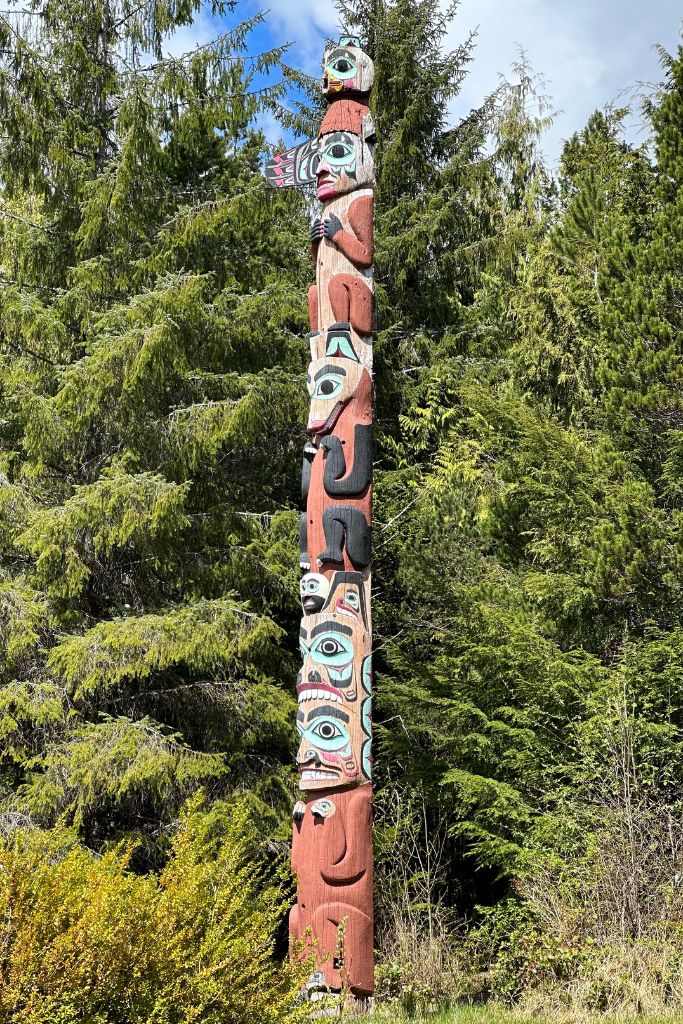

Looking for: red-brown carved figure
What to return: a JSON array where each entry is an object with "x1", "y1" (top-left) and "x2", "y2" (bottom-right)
[
  {"x1": 290, "y1": 786, "x2": 374, "y2": 996},
  {"x1": 306, "y1": 372, "x2": 372, "y2": 573}
]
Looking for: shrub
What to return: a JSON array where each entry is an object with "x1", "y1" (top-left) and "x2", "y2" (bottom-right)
[{"x1": 0, "y1": 797, "x2": 308, "y2": 1024}]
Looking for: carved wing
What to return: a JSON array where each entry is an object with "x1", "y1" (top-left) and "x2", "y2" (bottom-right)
[{"x1": 265, "y1": 137, "x2": 320, "y2": 188}]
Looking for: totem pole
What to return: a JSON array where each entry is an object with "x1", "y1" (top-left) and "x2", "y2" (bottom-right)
[{"x1": 266, "y1": 36, "x2": 375, "y2": 998}]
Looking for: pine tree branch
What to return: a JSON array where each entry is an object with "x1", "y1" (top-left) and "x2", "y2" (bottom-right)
[{"x1": 0, "y1": 206, "x2": 57, "y2": 235}]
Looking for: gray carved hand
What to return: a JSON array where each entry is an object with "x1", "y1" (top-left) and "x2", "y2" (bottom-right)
[
  {"x1": 323, "y1": 213, "x2": 343, "y2": 239},
  {"x1": 309, "y1": 217, "x2": 324, "y2": 243}
]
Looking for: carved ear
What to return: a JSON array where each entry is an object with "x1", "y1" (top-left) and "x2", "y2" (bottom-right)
[{"x1": 361, "y1": 112, "x2": 376, "y2": 145}]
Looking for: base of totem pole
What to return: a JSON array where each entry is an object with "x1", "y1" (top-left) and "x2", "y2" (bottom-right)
[{"x1": 304, "y1": 986, "x2": 374, "y2": 1019}]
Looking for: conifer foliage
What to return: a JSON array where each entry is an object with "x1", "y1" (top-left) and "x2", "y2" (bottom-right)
[
  {"x1": 0, "y1": 0, "x2": 311, "y2": 854},
  {"x1": 3, "y1": 0, "x2": 683, "y2": 1013}
]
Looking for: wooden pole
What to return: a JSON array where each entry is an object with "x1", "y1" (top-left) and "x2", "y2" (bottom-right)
[{"x1": 266, "y1": 35, "x2": 375, "y2": 999}]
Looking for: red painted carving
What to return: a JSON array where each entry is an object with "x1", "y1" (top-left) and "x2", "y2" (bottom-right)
[
  {"x1": 290, "y1": 785, "x2": 374, "y2": 996},
  {"x1": 319, "y1": 98, "x2": 370, "y2": 138},
  {"x1": 306, "y1": 372, "x2": 372, "y2": 574}
]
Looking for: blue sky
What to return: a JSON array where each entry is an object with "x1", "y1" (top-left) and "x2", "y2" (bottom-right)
[{"x1": 170, "y1": 0, "x2": 683, "y2": 165}]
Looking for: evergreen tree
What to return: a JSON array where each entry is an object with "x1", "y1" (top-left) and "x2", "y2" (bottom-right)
[{"x1": 0, "y1": 0, "x2": 311, "y2": 858}]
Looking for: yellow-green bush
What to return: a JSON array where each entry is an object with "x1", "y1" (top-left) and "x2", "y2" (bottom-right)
[{"x1": 0, "y1": 797, "x2": 308, "y2": 1024}]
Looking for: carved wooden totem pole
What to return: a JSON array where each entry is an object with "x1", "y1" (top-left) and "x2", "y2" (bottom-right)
[{"x1": 266, "y1": 36, "x2": 375, "y2": 998}]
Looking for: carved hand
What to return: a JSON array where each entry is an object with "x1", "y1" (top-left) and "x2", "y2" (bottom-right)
[
  {"x1": 323, "y1": 213, "x2": 343, "y2": 240},
  {"x1": 309, "y1": 217, "x2": 324, "y2": 244}
]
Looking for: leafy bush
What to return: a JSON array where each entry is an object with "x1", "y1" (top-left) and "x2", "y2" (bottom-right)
[{"x1": 0, "y1": 797, "x2": 309, "y2": 1024}]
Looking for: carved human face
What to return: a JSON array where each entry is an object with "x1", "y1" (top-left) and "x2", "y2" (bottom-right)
[
  {"x1": 316, "y1": 131, "x2": 374, "y2": 200},
  {"x1": 296, "y1": 573, "x2": 371, "y2": 791},
  {"x1": 300, "y1": 572, "x2": 330, "y2": 615},
  {"x1": 322, "y1": 39, "x2": 374, "y2": 98},
  {"x1": 306, "y1": 357, "x2": 364, "y2": 433}
]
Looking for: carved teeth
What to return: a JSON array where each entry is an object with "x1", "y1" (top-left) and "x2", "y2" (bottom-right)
[
  {"x1": 301, "y1": 769, "x2": 337, "y2": 780},
  {"x1": 297, "y1": 687, "x2": 344, "y2": 703}
]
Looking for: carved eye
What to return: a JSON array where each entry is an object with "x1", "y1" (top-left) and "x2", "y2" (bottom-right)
[
  {"x1": 310, "y1": 632, "x2": 354, "y2": 667},
  {"x1": 320, "y1": 638, "x2": 344, "y2": 657},
  {"x1": 323, "y1": 140, "x2": 355, "y2": 168},
  {"x1": 345, "y1": 592, "x2": 360, "y2": 610},
  {"x1": 313, "y1": 372, "x2": 344, "y2": 400},
  {"x1": 327, "y1": 54, "x2": 357, "y2": 80},
  {"x1": 314, "y1": 720, "x2": 342, "y2": 741}
]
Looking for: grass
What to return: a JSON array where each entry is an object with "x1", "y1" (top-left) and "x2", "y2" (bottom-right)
[{"x1": 346, "y1": 1005, "x2": 683, "y2": 1024}]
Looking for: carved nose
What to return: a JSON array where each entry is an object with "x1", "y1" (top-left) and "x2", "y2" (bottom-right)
[
  {"x1": 300, "y1": 749, "x2": 321, "y2": 766},
  {"x1": 308, "y1": 670, "x2": 323, "y2": 684}
]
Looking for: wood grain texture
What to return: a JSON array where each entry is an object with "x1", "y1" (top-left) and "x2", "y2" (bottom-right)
[
  {"x1": 311, "y1": 190, "x2": 374, "y2": 338},
  {"x1": 290, "y1": 785, "x2": 374, "y2": 996}
]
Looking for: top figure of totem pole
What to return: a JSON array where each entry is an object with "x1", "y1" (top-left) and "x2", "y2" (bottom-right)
[{"x1": 266, "y1": 34, "x2": 376, "y2": 1000}]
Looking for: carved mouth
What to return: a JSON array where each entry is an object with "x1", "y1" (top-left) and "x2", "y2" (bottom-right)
[
  {"x1": 298, "y1": 758, "x2": 340, "y2": 783},
  {"x1": 316, "y1": 173, "x2": 337, "y2": 199},
  {"x1": 308, "y1": 401, "x2": 344, "y2": 434},
  {"x1": 300, "y1": 767, "x2": 339, "y2": 782},
  {"x1": 335, "y1": 598, "x2": 360, "y2": 620},
  {"x1": 296, "y1": 681, "x2": 344, "y2": 704},
  {"x1": 302, "y1": 595, "x2": 325, "y2": 613}
]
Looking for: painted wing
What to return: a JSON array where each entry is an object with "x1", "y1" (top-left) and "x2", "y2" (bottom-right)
[{"x1": 265, "y1": 137, "x2": 320, "y2": 188}]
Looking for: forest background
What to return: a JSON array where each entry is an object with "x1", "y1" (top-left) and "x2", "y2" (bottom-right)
[{"x1": 1, "y1": 0, "x2": 683, "y2": 1020}]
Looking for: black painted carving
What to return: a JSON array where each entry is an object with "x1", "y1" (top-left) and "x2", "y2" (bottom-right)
[
  {"x1": 302, "y1": 442, "x2": 318, "y2": 500},
  {"x1": 299, "y1": 513, "x2": 310, "y2": 570},
  {"x1": 318, "y1": 505, "x2": 371, "y2": 567},
  {"x1": 321, "y1": 425, "x2": 372, "y2": 497}
]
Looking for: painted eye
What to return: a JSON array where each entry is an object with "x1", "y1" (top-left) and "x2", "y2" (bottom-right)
[
  {"x1": 310, "y1": 632, "x2": 354, "y2": 667},
  {"x1": 313, "y1": 720, "x2": 343, "y2": 741},
  {"x1": 320, "y1": 637, "x2": 344, "y2": 657},
  {"x1": 323, "y1": 142, "x2": 355, "y2": 168},
  {"x1": 313, "y1": 373, "x2": 344, "y2": 400},
  {"x1": 327, "y1": 55, "x2": 357, "y2": 80},
  {"x1": 345, "y1": 592, "x2": 360, "y2": 609}
]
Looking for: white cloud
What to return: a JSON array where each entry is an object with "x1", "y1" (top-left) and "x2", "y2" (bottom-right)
[
  {"x1": 255, "y1": 0, "x2": 338, "y2": 73},
  {"x1": 449, "y1": 0, "x2": 683, "y2": 163}
]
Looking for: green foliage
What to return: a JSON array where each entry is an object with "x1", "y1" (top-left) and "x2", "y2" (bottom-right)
[
  {"x1": 0, "y1": 0, "x2": 308, "y2": 856},
  {"x1": 0, "y1": 798, "x2": 309, "y2": 1024}
]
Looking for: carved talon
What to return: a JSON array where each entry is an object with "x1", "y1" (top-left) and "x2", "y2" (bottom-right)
[{"x1": 293, "y1": 800, "x2": 306, "y2": 821}]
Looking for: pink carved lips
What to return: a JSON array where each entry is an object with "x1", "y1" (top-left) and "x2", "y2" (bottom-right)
[{"x1": 317, "y1": 172, "x2": 338, "y2": 200}]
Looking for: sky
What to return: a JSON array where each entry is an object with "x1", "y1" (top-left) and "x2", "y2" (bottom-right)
[{"x1": 169, "y1": 0, "x2": 683, "y2": 165}]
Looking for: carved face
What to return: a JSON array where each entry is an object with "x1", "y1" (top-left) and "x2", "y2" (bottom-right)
[
  {"x1": 300, "y1": 572, "x2": 330, "y2": 615},
  {"x1": 307, "y1": 357, "x2": 364, "y2": 433},
  {"x1": 296, "y1": 573, "x2": 371, "y2": 791},
  {"x1": 322, "y1": 39, "x2": 374, "y2": 98},
  {"x1": 316, "y1": 131, "x2": 374, "y2": 200}
]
